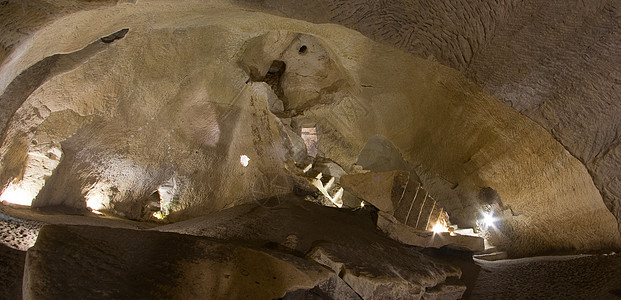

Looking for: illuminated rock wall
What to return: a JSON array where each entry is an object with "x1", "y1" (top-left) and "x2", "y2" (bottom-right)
[{"x1": 0, "y1": 1, "x2": 619, "y2": 256}]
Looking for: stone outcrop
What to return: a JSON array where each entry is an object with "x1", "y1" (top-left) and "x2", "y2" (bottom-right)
[
  {"x1": 233, "y1": 0, "x2": 621, "y2": 242},
  {"x1": 308, "y1": 244, "x2": 465, "y2": 299},
  {"x1": 0, "y1": 244, "x2": 25, "y2": 300}
]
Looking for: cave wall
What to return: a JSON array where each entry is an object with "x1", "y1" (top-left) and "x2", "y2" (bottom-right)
[
  {"x1": 0, "y1": 0, "x2": 619, "y2": 256},
  {"x1": 231, "y1": 0, "x2": 621, "y2": 239}
]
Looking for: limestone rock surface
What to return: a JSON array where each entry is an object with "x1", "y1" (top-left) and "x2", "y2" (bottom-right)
[
  {"x1": 0, "y1": 1, "x2": 618, "y2": 257},
  {"x1": 157, "y1": 197, "x2": 467, "y2": 299},
  {"x1": 308, "y1": 244, "x2": 465, "y2": 299},
  {"x1": 231, "y1": 0, "x2": 621, "y2": 240},
  {"x1": 340, "y1": 171, "x2": 405, "y2": 213},
  {"x1": 0, "y1": 243, "x2": 25, "y2": 300},
  {"x1": 24, "y1": 224, "x2": 344, "y2": 300},
  {"x1": 377, "y1": 212, "x2": 485, "y2": 252}
]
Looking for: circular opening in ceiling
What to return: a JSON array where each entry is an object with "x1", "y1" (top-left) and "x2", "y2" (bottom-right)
[{"x1": 299, "y1": 45, "x2": 307, "y2": 54}]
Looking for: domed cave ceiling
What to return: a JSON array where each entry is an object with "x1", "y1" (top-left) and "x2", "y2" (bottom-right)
[{"x1": 0, "y1": 0, "x2": 620, "y2": 259}]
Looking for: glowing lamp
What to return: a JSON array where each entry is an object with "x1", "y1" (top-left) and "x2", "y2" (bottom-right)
[
  {"x1": 481, "y1": 212, "x2": 496, "y2": 228},
  {"x1": 432, "y1": 222, "x2": 448, "y2": 234},
  {"x1": 0, "y1": 182, "x2": 36, "y2": 206},
  {"x1": 240, "y1": 155, "x2": 250, "y2": 167}
]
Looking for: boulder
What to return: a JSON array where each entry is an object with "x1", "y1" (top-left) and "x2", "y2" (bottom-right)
[{"x1": 0, "y1": 244, "x2": 25, "y2": 300}]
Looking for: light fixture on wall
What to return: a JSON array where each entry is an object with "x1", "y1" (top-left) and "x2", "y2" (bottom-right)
[
  {"x1": 0, "y1": 181, "x2": 37, "y2": 206},
  {"x1": 480, "y1": 212, "x2": 496, "y2": 229},
  {"x1": 240, "y1": 154, "x2": 250, "y2": 167}
]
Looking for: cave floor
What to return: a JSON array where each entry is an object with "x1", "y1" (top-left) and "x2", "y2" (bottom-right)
[
  {"x1": 468, "y1": 254, "x2": 621, "y2": 299},
  {"x1": 1, "y1": 201, "x2": 621, "y2": 299}
]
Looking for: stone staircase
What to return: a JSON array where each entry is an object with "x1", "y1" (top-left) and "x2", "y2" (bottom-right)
[
  {"x1": 340, "y1": 170, "x2": 485, "y2": 252},
  {"x1": 392, "y1": 174, "x2": 449, "y2": 231},
  {"x1": 340, "y1": 170, "x2": 450, "y2": 231},
  {"x1": 298, "y1": 163, "x2": 345, "y2": 208}
]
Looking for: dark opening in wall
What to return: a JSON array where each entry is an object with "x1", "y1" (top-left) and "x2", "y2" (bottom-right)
[
  {"x1": 301, "y1": 126, "x2": 318, "y2": 157},
  {"x1": 299, "y1": 45, "x2": 308, "y2": 54},
  {"x1": 264, "y1": 60, "x2": 286, "y2": 98},
  {"x1": 100, "y1": 28, "x2": 129, "y2": 43},
  {"x1": 140, "y1": 191, "x2": 161, "y2": 220}
]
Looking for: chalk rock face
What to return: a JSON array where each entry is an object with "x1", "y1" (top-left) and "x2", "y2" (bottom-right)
[
  {"x1": 340, "y1": 171, "x2": 406, "y2": 213},
  {"x1": 0, "y1": 2, "x2": 619, "y2": 256},
  {"x1": 231, "y1": 0, "x2": 621, "y2": 242},
  {"x1": 308, "y1": 244, "x2": 465, "y2": 300},
  {"x1": 24, "y1": 200, "x2": 468, "y2": 300}
]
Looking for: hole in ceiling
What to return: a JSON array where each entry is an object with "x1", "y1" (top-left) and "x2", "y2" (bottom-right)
[{"x1": 298, "y1": 45, "x2": 307, "y2": 54}]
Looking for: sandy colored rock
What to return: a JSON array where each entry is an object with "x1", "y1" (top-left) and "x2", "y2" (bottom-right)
[
  {"x1": 308, "y1": 243, "x2": 465, "y2": 300},
  {"x1": 158, "y1": 197, "x2": 467, "y2": 299},
  {"x1": 0, "y1": 1, "x2": 618, "y2": 257},
  {"x1": 225, "y1": 0, "x2": 621, "y2": 235},
  {"x1": 377, "y1": 212, "x2": 485, "y2": 252},
  {"x1": 0, "y1": 244, "x2": 25, "y2": 300},
  {"x1": 469, "y1": 254, "x2": 621, "y2": 299},
  {"x1": 340, "y1": 171, "x2": 406, "y2": 213},
  {"x1": 23, "y1": 224, "x2": 343, "y2": 300}
]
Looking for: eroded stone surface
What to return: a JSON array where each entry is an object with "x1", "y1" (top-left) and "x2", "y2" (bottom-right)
[
  {"x1": 232, "y1": 0, "x2": 621, "y2": 239},
  {"x1": 0, "y1": 244, "x2": 25, "y2": 300},
  {"x1": 24, "y1": 224, "x2": 340, "y2": 300},
  {"x1": 0, "y1": 1, "x2": 618, "y2": 257},
  {"x1": 157, "y1": 197, "x2": 467, "y2": 300},
  {"x1": 377, "y1": 212, "x2": 484, "y2": 252},
  {"x1": 308, "y1": 244, "x2": 465, "y2": 299}
]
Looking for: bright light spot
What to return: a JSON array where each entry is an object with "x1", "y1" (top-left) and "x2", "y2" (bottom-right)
[
  {"x1": 85, "y1": 189, "x2": 108, "y2": 211},
  {"x1": 481, "y1": 212, "x2": 496, "y2": 228},
  {"x1": 152, "y1": 211, "x2": 164, "y2": 220},
  {"x1": 360, "y1": 201, "x2": 365, "y2": 208},
  {"x1": 0, "y1": 145, "x2": 63, "y2": 207},
  {"x1": 433, "y1": 222, "x2": 449, "y2": 234},
  {"x1": 303, "y1": 164, "x2": 313, "y2": 173},
  {"x1": 324, "y1": 177, "x2": 335, "y2": 191},
  {"x1": 240, "y1": 155, "x2": 250, "y2": 167},
  {"x1": 0, "y1": 181, "x2": 36, "y2": 206},
  {"x1": 310, "y1": 177, "x2": 343, "y2": 208}
]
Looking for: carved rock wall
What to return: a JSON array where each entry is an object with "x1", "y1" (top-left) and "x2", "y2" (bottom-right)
[
  {"x1": 233, "y1": 0, "x2": 621, "y2": 237},
  {"x1": 0, "y1": 1, "x2": 619, "y2": 256}
]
